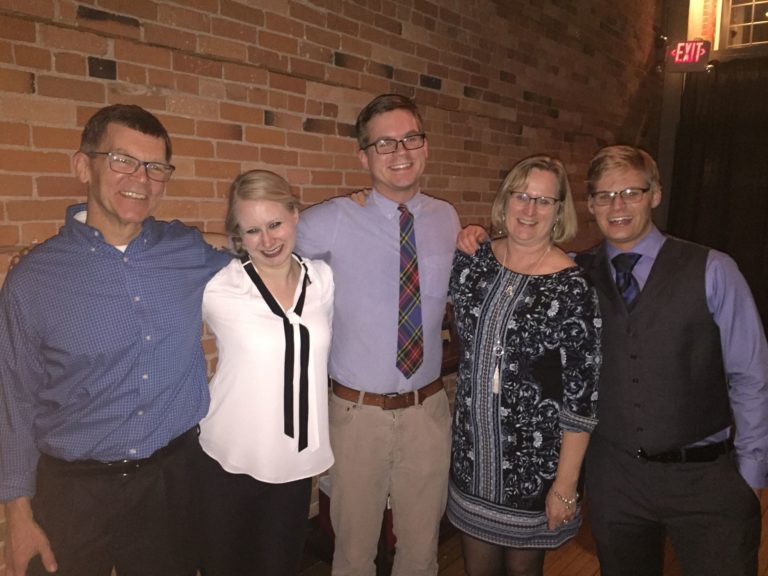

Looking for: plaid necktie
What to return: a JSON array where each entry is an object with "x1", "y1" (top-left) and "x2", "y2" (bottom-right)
[
  {"x1": 397, "y1": 204, "x2": 423, "y2": 378},
  {"x1": 612, "y1": 252, "x2": 642, "y2": 309}
]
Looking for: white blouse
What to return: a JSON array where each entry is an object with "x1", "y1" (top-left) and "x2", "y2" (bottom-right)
[{"x1": 199, "y1": 255, "x2": 334, "y2": 483}]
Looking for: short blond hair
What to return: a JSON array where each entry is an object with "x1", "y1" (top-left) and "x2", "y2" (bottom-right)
[
  {"x1": 586, "y1": 145, "x2": 660, "y2": 196},
  {"x1": 490, "y1": 155, "x2": 577, "y2": 244}
]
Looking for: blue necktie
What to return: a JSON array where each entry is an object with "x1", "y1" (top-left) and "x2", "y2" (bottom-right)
[{"x1": 612, "y1": 252, "x2": 641, "y2": 309}]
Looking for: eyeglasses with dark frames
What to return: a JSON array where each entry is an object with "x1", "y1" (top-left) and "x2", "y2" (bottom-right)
[
  {"x1": 85, "y1": 151, "x2": 176, "y2": 182},
  {"x1": 361, "y1": 133, "x2": 426, "y2": 155},
  {"x1": 589, "y1": 187, "x2": 650, "y2": 207},
  {"x1": 509, "y1": 191, "x2": 562, "y2": 209}
]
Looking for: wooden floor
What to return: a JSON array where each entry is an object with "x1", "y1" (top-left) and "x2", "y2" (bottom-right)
[{"x1": 300, "y1": 491, "x2": 768, "y2": 575}]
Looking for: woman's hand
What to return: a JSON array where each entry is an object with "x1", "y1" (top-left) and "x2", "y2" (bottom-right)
[{"x1": 545, "y1": 485, "x2": 579, "y2": 530}]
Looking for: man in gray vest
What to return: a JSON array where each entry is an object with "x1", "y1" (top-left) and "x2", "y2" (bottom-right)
[{"x1": 577, "y1": 145, "x2": 767, "y2": 576}]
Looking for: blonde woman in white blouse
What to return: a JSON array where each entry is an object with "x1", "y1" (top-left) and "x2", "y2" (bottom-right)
[{"x1": 195, "y1": 170, "x2": 334, "y2": 576}]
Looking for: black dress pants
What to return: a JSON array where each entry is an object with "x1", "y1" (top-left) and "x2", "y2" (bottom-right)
[
  {"x1": 585, "y1": 435, "x2": 761, "y2": 576},
  {"x1": 29, "y1": 433, "x2": 200, "y2": 576},
  {"x1": 194, "y1": 444, "x2": 312, "y2": 576}
]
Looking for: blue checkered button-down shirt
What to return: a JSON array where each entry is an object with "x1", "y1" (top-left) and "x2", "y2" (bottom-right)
[{"x1": 0, "y1": 204, "x2": 232, "y2": 501}]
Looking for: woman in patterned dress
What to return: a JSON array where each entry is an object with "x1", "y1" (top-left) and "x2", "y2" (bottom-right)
[{"x1": 448, "y1": 155, "x2": 602, "y2": 575}]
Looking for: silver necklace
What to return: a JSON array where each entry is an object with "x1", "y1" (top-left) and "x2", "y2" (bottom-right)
[{"x1": 491, "y1": 243, "x2": 551, "y2": 394}]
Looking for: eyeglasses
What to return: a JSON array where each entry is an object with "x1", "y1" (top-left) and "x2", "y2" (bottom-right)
[
  {"x1": 509, "y1": 191, "x2": 562, "y2": 209},
  {"x1": 86, "y1": 151, "x2": 176, "y2": 182},
  {"x1": 361, "y1": 133, "x2": 426, "y2": 155},
  {"x1": 589, "y1": 187, "x2": 650, "y2": 206}
]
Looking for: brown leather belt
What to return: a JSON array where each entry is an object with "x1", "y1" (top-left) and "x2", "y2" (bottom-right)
[{"x1": 331, "y1": 378, "x2": 444, "y2": 410}]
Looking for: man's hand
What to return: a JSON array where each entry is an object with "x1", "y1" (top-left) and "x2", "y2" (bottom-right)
[
  {"x1": 457, "y1": 224, "x2": 489, "y2": 255},
  {"x1": 5, "y1": 498, "x2": 57, "y2": 575},
  {"x1": 349, "y1": 188, "x2": 371, "y2": 206}
]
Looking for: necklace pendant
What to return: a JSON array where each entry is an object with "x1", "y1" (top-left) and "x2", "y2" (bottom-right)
[{"x1": 492, "y1": 363, "x2": 500, "y2": 394}]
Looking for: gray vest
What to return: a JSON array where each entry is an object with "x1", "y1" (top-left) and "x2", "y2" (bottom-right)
[{"x1": 578, "y1": 237, "x2": 731, "y2": 455}]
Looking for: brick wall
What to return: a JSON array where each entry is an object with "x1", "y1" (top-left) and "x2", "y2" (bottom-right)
[{"x1": 0, "y1": 0, "x2": 663, "y2": 570}]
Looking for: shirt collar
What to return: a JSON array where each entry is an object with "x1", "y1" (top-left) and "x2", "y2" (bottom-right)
[
  {"x1": 370, "y1": 188, "x2": 423, "y2": 219},
  {"x1": 605, "y1": 225, "x2": 666, "y2": 261},
  {"x1": 64, "y1": 202, "x2": 156, "y2": 251}
]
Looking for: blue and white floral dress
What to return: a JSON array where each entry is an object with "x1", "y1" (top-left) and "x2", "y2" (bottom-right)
[{"x1": 447, "y1": 242, "x2": 601, "y2": 548}]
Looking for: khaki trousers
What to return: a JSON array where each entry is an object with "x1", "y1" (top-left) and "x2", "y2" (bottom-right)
[{"x1": 329, "y1": 388, "x2": 451, "y2": 576}]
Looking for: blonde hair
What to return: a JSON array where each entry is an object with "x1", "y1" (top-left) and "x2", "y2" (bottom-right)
[
  {"x1": 490, "y1": 155, "x2": 577, "y2": 244},
  {"x1": 586, "y1": 145, "x2": 660, "y2": 196},
  {"x1": 225, "y1": 170, "x2": 300, "y2": 255}
]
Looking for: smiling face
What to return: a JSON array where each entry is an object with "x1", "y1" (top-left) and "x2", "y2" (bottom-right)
[
  {"x1": 504, "y1": 168, "x2": 560, "y2": 249},
  {"x1": 588, "y1": 166, "x2": 661, "y2": 251},
  {"x1": 236, "y1": 198, "x2": 299, "y2": 273},
  {"x1": 75, "y1": 123, "x2": 167, "y2": 245},
  {"x1": 357, "y1": 108, "x2": 428, "y2": 202}
]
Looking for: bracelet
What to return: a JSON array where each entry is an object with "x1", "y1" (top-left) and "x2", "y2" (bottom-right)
[{"x1": 552, "y1": 488, "x2": 579, "y2": 508}]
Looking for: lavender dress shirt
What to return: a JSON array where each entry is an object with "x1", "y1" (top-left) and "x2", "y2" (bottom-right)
[
  {"x1": 296, "y1": 189, "x2": 460, "y2": 394},
  {"x1": 608, "y1": 225, "x2": 768, "y2": 488}
]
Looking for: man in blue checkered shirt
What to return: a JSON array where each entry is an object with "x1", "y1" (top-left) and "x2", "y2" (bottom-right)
[{"x1": 0, "y1": 104, "x2": 231, "y2": 576}]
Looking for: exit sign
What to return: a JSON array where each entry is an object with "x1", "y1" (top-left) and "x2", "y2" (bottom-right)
[{"x1": 666, "y1": 40, "x2": 712, "y2": 72}]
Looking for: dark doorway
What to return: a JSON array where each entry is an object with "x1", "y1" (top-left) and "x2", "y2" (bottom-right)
[{"x1": 667, "y1": 56, "x2": 768, "y2": 326}]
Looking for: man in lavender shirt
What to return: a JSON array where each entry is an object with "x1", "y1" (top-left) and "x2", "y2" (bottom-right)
[
  {"x1": 575, "y1": 145, "x2": 767, "y2": 576},
  {"x1": 296, "y1": 94, "x2": 460, "y2": 576}
]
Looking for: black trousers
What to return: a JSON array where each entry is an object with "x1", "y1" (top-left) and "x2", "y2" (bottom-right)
[
  {"x1": 194, "y1": 444, "x2": 312, "y2": 576},
  {"x1": 29, "y1": 433, "x2": 201, "y2": 576},
  {"x1": 585, "y1": 435, "x2": 761, "y2": 576}
]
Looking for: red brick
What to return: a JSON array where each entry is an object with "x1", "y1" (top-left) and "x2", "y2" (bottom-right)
[
  {"x1": 222, "y1": 62, "x2": 268, "y2": 85},
  {"x1": 0, "y1": 122, "x2": 30, "y2": 146},
  {"x1": 0, "y1": 150, "x2": 71, "y2": 174},
  {"x1": 0, "y1": 174, "x2": 33, "y2": 196},
  {"x1": 14, "y1": 44, "x2": 51, "y2": 70},
  {"x1": 198, "y1": 35, "x2": 247, "y2": 62},
  {"x1": 220, "y1": 102, "x2": 263, "y2": 125},
  {"x1": 0, "y1": 15, "x2": 36, "y2": 42},
  {"x1": 290, "y1": 58, "x2": 326, "y2": 82},
  {"x1": 118, "y1": 62, "x2": 148, "y2": 85},
  {"x1": 260, "y1": 147, "x2": 299, "y2": 166},
  {"x1": 144, "y1": 24, "x2": 197, "y2": 52},
  {"x1": 220, "y1": 0, "x2": 264, "y2": 27},
  {"x1": 172, "y1": 137, "x2": 214, "y2": 158},
  {"x1": 158, "y1": 4, "x2": 211, "y2": 33},
  {"x1": 0, "y1": 225, "x2": 20, "y2": 246},
  {"x1": 53, "y1": 52, "x2": 87, "y2": 76},
  {"x1": 36, "y1": 176, "x2": 83, "y2": 197},
  {"x1": 20, "y1": 221, "x2": 60, "y2": 245},
  {"x1": 245, "y1": 126, "x2": 286, "y2": 147},
  {"x1": 41, "y1": 25, "x2": 108, "y2": 54},
  {"x1": 247, "y1": 46, "x2": 289, "y2": 72},
  {"x1": 196, "y1": 120, "x2": 242, "y2": 141},
  {"x1": 194, "y1": 159, "x2": 241, "y2": 179},
  {"x1": 7, "y1": 199, "x2": 73, "y2": 221},
  {"x1": 311, "y1": 170, "x2": 343, "y2": 185},
  {"x1": 32, "y1": 126, "x2": 80, "y2": 150},
  {"x1": 259, "y1": 30, "x2": 299, "y2": 56},
  {"x1": 217, "y1": 141, "x2": 259, "y2": 161},
  {"x1": 0, "y1": 69, "x2": 34, "y2": 93},
  {"x1": 115, "y1": 40, "x2": 172, "y2": 69},
  {"x1": 305, "y1": 25, "x2": 339, "y2": 50},
  {"x1": 38, "y1": 76, "x2": 104, "y2": 103},
  {"x1": 165, "y1": 178, "x2": 216, "y2": 198},
  {"x1": 173, "y1": 53, "x2": 223, "y2": 79},
  {"x1": 287, "y1": 132, "x2": 323, "y2": 151}
]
